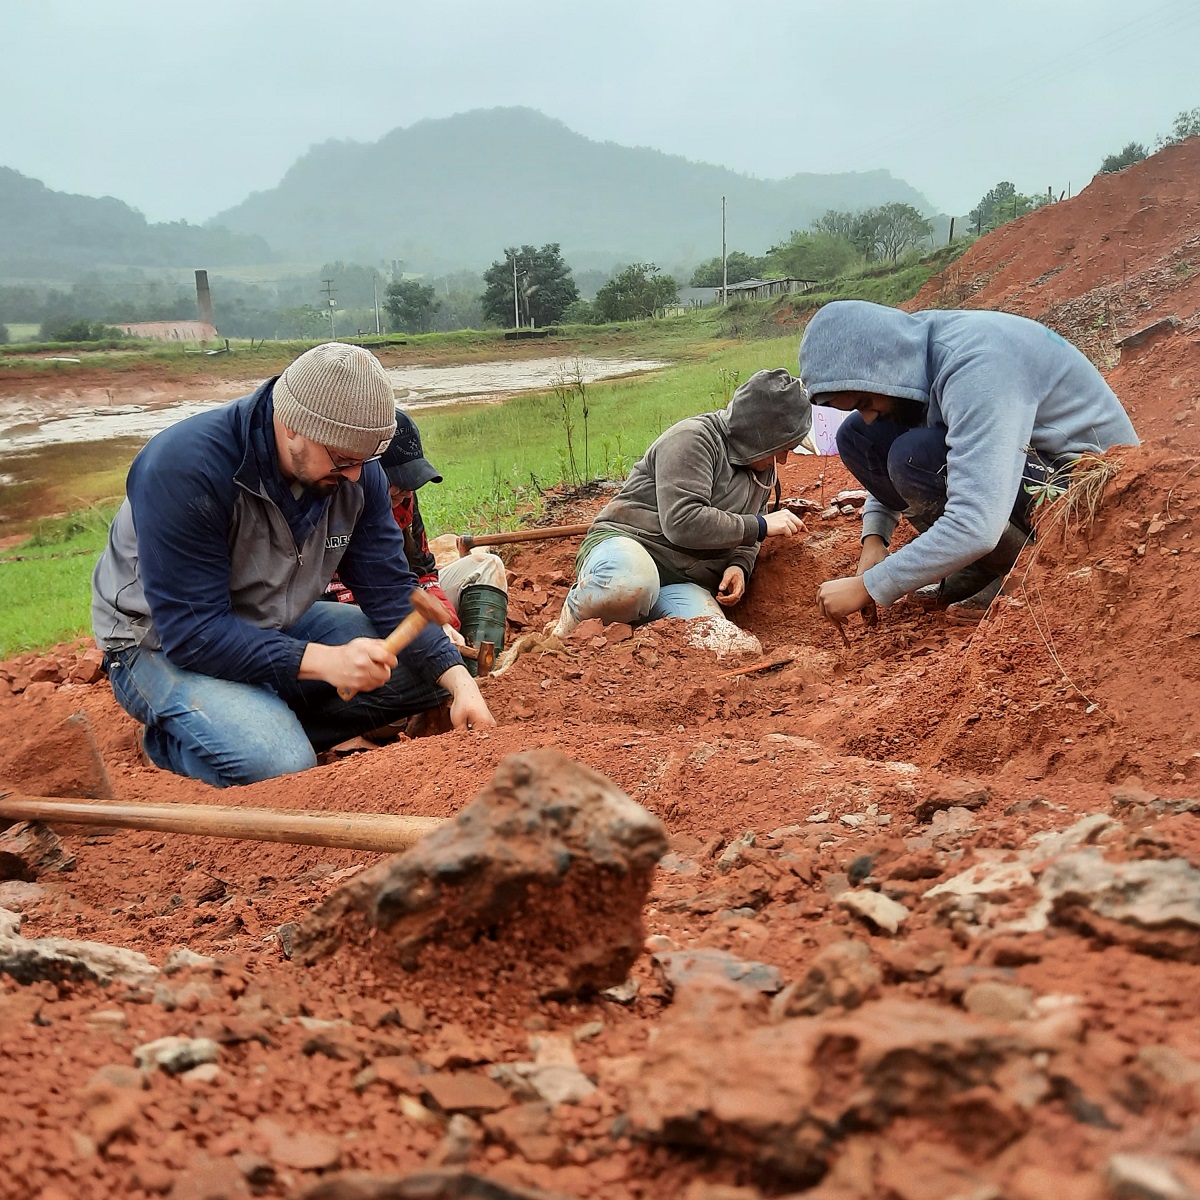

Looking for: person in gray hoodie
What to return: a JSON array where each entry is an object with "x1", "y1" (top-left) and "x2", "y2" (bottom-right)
[
  {"x1": 800, "y1": 301, "x2": 1138, "y2": 624},
  {"x1": 551, "y1": 368, "x2": 812, "y2": 636}
]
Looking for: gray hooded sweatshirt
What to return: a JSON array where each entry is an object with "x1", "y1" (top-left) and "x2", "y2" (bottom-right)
[
  {"x1": 587, "y1": 367, "x2": 811, "y2": 591},
  {"x1": 799, "y1": 301, "x2": 1138, "y2": 606}
]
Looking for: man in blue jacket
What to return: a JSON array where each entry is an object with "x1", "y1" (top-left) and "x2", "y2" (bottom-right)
[
  {"x1": 92, "y1": 342, "x2": 495, "y2": 788},
  {"x1": 801, "y1": 301, "x2": 1138, "y2": 624}
]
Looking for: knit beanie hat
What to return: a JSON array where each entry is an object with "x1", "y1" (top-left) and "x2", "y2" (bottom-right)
[{"x1": 272, "y1": 342, "x2": 397, "y2": 458}]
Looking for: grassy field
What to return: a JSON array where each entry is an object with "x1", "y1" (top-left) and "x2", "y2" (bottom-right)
[
  {"x1": 0, "y1": 510, "x2": 114, "y2": 654},
  {"x1": 0, "y1": 331, "x2": 797, "y2": 655}
]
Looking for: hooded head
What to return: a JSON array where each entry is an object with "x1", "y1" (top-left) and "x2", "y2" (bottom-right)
[
  {"x1": 799, "y1": 301, "x2": 934, "y2": 412},
  {"x1": 721, "y1": 368, "x2": 812, "y2": 467}
]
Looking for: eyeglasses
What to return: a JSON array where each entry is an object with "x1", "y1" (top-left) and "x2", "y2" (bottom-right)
[{"x1": 322, "y1": 446, "x2": 384, "y2": 475}]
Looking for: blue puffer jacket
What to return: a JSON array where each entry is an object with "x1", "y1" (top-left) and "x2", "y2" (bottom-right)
[{"x1": 91, "y1": 380, "x2": 460, "y2": 689}]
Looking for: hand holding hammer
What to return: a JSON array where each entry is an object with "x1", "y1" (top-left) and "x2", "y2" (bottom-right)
[{"x1": 332, "y1": 588, "x2": 453, "y2": 701}]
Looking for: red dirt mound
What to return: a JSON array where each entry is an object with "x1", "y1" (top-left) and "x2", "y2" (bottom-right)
[
  {"x1": 909, "y1": 136, "x2": 1200, "y2": 366},
  {"x1": 805, "y1": 445, "x2": 1200, "y2": 787}
]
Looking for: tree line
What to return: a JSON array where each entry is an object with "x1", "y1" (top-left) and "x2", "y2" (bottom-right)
[{"x1": 5, "y1": 102, "x2": 1197, "y2": 346}]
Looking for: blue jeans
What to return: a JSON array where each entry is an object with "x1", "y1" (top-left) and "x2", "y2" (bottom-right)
[
  {"x1": 835, "y1": 414, "x2": 1063, "y2": 533},
  {"x1": 105, "y1": 603, "x2": 447, "y2": 788},
  {"x1": 562, "y1": 536, "x2": 724, "y2": 627}
]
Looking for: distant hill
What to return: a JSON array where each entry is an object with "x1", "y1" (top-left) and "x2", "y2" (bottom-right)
[
  {"x1": 211, "y1": 107, "x2": 936, "y2": 273},
  {"x1": 0, "y1": 168, "x2": 275, "y2": 280}
]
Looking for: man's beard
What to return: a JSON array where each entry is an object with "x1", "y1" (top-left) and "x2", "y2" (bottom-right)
[{"x1": 305, "y1": 478, "x2": 343, "y2": 498}]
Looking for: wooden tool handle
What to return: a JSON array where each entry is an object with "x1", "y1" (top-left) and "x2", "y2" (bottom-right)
[
  {"x1": 457, "y1": 522, "x2": 591, "y2": 554},
  {"x1": 0, "y1": 792, "x2": 443, "y2": 854},
  {"x1": 338, "y1": 588, "x2": 453, "y2": 701}
]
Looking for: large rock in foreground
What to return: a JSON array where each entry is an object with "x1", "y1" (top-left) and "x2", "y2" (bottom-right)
[
  {"x1": 297, "y1": 750, "x2": 667, "y2": 996},
  {"x1": 628, "y1": 989, "x2": 1041, "y2": 1186}
]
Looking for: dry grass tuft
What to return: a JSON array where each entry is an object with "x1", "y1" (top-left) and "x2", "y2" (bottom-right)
[{"x1": 1032, "y1": 452, "x2": 1123, "y2": 543}]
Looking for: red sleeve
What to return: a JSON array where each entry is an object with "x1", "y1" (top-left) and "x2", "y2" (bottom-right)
[{"x1": 420, "y1": 580, "x2": 460, "y2": 629}]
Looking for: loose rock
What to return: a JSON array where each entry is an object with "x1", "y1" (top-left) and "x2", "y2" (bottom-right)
[
  {"x1": 301, "y1": 1170, "x2": 574, "y2": 1199},
  {"x1": 1043, "y1": 851, "x2": 1200, "y2": 961},
  {"x1": 134, "y1": 1036, "x2": 220, "y2": 1075},
  {"x1": 839, "y1": 889, "x2": 910, "y2": 935},
  {"x1": 0, "y1": 909, "x2": 158, "y2": 986},
  {"x1": 772, "y1": 940, "x2": 881, "y2": 1017},
  {"x1": 296, "y1": 750, "x2": 668, "y2": 996},
  {"x1": 652, "y1": 948, "x2": 784, "y2": 999}
]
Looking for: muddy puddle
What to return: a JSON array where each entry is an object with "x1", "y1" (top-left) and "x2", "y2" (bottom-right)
[
  {"x1": 0, "y1": 354, "x2": 667, "y2": 529},
  {"x1": 0, "y1": 355, "x2": 667, "y2": 454}
]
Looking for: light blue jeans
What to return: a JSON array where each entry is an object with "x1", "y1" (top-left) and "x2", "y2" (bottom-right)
[
  {"x1": 104, "y1": 603, "x2": 446, "y2": 789},
  {"x1": 562, "y1": 536, "x2": 724, "y2": 627}
]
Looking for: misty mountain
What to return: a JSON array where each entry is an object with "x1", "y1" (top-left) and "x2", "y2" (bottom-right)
[
  {"x1": 211, "y1": 107, "x2": 936, "y2": 273},
  {"x1": 0, "y1": 167, "x2": 274, "y2": 280}
]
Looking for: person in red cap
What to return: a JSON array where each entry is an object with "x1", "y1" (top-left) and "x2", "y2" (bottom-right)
[{"x1": 324, "y1": 409, "x2": 509, "y2": 670}]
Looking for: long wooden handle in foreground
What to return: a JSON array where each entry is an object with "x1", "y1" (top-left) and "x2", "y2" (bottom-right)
[
  {"x1": 457, "y1": 522, "x2": 591, "y2": 553},
  {"x1": 0, "y1": 793, "x2": 444, "y2": 854}
]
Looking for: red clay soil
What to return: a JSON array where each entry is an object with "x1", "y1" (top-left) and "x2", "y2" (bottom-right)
[{"x1": 3, "y1": 143, "x2": 1200, "y2": 1200}]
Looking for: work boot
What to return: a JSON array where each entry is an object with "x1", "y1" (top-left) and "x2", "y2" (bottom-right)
[
  {"x1": 913, "y1": 562, "x2": 998, "y2": 609},
  {"x1": 945, "y1": 577, "x2": 1005, "y2": 625},
  {"x1": 912, "y1": 523, "x2": 1027, "y2": 614},
  {"x1": 457, "y1": 584, "x2": 508, "y2": 677}
]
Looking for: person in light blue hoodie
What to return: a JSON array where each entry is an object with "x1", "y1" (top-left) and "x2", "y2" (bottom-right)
[{"x1": 799, "y1": 301, "x2": 1138, "y2": 624}]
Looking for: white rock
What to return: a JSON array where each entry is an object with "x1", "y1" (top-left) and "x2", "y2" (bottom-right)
[
  {"x1": 0, "y1": 923, "x2": 158, "y2": 987},
  {"x1": 1106, "y1": 1152, "x2": 1192, "y2": 1200},
  {"x1": 162, "y1": 947, "x2": 217, "y2": 975},
  {"x1": 684, "y1": 616, "x2": 762, "y2": 658},
  {"x1": 134, "y1": 1036, "x2": 219, "y2": 1075},
  {"x1": 839, "y1": 889, "x2": 910, "y2": 934}
]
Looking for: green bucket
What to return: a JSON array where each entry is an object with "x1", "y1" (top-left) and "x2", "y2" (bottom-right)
[{"x1": 457, "y1": 584, "x2": 508, "y2": 677}]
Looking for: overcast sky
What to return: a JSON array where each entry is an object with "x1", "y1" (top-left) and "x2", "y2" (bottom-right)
[{"x1": 3, "y1": 0, "x2": 1197, "y2": 229}]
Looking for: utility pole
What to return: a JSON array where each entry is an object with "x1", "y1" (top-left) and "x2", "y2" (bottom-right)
[
  {"x1": 373, "y1": 273, "x2": 381, "y2": 335},
  {"x1": 321, "y1": 277, "x2": 337, "y2": 340},
  {"x1": 512, "y1": 255, "x2": 521, "y2": 329},
  {"x1": 721, "y1": 196, "x2": 728, "y2": 306}
]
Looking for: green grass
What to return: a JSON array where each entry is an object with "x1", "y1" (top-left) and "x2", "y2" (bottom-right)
[
  {"x1": 414, "y1": 338, "x2": 796, "y2": 535},
  {"x1": 0, "y1": 522, "x2": 110, "y2": 655}
]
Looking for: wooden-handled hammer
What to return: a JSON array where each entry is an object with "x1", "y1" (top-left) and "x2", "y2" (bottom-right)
[
  {"x1": 338, "y1": 587, "x2": 453, "y2": 701},
  {"x1": 455, "y1": 522, "x2": 591, "y2": 558}
]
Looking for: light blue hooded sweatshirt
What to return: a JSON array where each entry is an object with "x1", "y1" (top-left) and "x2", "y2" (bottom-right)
[{"x1": 799, "y1": 301, "x2": 1138, "y2": 606}]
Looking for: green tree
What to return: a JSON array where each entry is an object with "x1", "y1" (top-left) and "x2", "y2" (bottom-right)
[
  {"x1": 273, "y1": 305, "x2": 329, "y2": 339},
  {"x1": 968, "y1": 181, "x2": 1036, "y2": 233},
  {"x1": 0, "y1": 323, "x2": 8, "y2": 345},
  {"x1": 560, "y1": 298, "x2": 601, "y2": 325},
  {"x1": 766, "y1": 230, "x2": 859, "y2": 279},
  {"x1": 38, "y1": 316, "x2": 125, "y2": 342},
  {"x1": 1158, "y1": 106, "x2": 1200, "y2": 147},
  {"x1": 1098, "y1": 142, "x2": 1148, "y2": 174},
  {"x1": 480, "y1": 244, "x2": 579, "y2": 327},
  {"x1": 593, "y1": 264, "x2": 678, "y2": 322},
  {"x1": 688, "y1": 251, "x2": 767, "y2": 287},
  {"x1": 862, "y1": 202, "x2": 934, "y2": 262},
  {"x1": 811, "y1": 210, "x2": 858, "y2": 240},
  {"x1": 385, "y1": 279, "x2": 441, "y2": 333}
]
